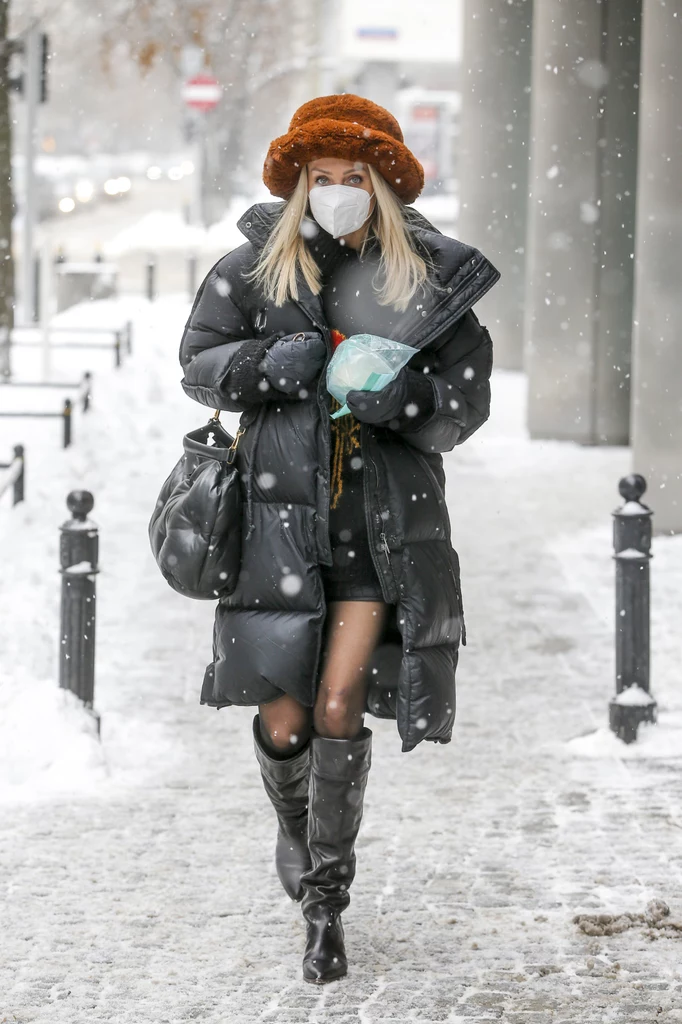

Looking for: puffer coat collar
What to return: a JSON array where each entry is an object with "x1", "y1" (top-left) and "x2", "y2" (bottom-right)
[{"x1": 236, "y1": 202, "x2": 500, "y2": 352}]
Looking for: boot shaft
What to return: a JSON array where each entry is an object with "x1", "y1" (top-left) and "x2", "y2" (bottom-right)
[
  {"x1": 252, "y1": 714, "x2": 310, "y2": 822},
  {"x1": 302, "y1": 728, "x2": 373, "y2": 916}
]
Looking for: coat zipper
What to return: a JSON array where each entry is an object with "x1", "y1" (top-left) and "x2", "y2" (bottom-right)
[
  {"x1": 291, "y1": 300, "x2": 334, "y2": 565},
  {"x1": 362, "y1": 426, "x2": 398, "y2": 604},
  {"x1": 413, "y1": 449, "x2": 467, "y2": 646}
]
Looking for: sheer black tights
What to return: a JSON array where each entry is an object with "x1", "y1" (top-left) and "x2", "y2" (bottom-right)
[{"x1": 258, "y1": 600, "x2": 389, "y2": 756}]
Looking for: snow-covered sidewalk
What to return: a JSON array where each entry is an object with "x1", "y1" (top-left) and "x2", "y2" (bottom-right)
[{"x1": 1, "y1": 297, "x2": 681, "y2": 1023}]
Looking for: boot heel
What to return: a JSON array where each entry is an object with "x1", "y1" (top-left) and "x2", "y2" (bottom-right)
[{"x1": 303, "y1": 908, "x2": 347, "y2": 984}]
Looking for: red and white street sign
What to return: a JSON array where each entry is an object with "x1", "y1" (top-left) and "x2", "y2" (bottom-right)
[{"x1": 182, "y1": 74, "x2": 222, "y2": 112}]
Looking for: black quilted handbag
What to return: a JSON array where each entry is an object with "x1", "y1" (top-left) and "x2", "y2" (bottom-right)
[{"x1": 148, "y1": 411, "x2": 245, "y2": 600}]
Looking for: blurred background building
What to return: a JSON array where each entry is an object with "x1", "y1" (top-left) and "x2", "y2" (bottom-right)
[{"x1": 4, "y1": 0, "x2": 682, "y2": 530}]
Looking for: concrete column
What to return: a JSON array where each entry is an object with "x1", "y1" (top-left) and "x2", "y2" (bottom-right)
[
  {"x1": 525, "y1": 0, "x2": 641, "y2": 444},
  {"x1": 457, "y1": 0, "x2": 533, "y2": 369},
  {"x1": 631, "y1": 0, "x2": 682, "y2": 535}
]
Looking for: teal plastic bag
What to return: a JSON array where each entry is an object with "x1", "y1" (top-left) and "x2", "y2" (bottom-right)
[{"x1": 326, "y1": 333, "x2": 419, "y2": 419}]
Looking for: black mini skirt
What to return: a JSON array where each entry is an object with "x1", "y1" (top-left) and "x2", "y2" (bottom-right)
[{"x1": 321, "y1": 409, "x2": 384, "y2": 603}]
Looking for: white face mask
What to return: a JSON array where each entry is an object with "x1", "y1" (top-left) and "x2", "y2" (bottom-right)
[{"x1": 308, "y1": 184, "x2": 374, "y2": 239}]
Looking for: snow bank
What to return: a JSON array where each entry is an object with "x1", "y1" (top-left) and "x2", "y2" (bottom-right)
[
  {"x1": 103, "y1": 194, "x2": 265, "y2": 257},
  {"x1": 551, "y1": 523, "x2": 682, "y2": 759},
  {"x1": 104, "y1": 210, "x2": 205, "y2": 255},
  {"x1": 0, "y1": 295, "x2": 216, "y2": 804},
  {"x1": 566, "y1": 715, "x2": 682, "y2": 760},
  {"x1": 0, "y1": 675, "x2": 107, "y2": 802}
]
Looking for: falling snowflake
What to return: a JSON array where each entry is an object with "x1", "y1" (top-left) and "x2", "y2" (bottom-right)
[
  {"x1": 300, "y1": 218, "x2": 318, "y2": 240},
  {"x1": 580, "y1": 201, "x2": 600, "y2": 224},
  {"x1": 280, "y1": 574, "x2": 302, "y2": 596}
]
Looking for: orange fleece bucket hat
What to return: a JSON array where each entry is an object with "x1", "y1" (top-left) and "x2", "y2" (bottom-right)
[{"x1": 263, "y1": 93, "x2": 424, "y2": 205}]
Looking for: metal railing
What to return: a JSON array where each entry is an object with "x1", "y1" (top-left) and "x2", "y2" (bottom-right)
[
  {"x1": 11, "y1": 321, "x2": 132, "y2": 368},
  {"x1": 0, "y1": 372, "x2": 92, "y2": 447},
  {"x1": 0, "y1": 445, "x2": 25, "y2": 505}
]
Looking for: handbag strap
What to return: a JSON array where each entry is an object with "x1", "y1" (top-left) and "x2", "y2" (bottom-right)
[{"x1": 211, "y1": 409, "x2": 245, "y2": 464}]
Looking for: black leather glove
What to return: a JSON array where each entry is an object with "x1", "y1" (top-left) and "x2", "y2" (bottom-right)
[
  {"x1": 261, "y1": 332, "x2": 327, "y2": 396},
  {"x1": 345, "y1": 367, "x2": 436, "y2": 430}
]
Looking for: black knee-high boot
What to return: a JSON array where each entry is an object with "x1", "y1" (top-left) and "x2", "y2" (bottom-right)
[
  {"x1": 252, "y1": 714, "x2": 311, "y2": 902},
  {"x1": 301, "y1": 727, "x2": 372, "y2": 984}
]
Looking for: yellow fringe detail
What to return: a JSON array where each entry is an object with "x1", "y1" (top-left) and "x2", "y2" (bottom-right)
[{"x1": 329, "y1": 397, "x2": 362, "y2": 511}]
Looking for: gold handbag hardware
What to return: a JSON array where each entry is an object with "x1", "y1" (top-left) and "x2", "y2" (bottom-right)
[{"x1": 210, "y1": 410, "x2": 245, "y2": 464}]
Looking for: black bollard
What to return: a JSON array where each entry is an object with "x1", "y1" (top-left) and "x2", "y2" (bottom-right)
[
  {"x1": 62, "y1": 398, "x2": 72, "y2": 448},
  {"x1": 59, "y1": 490, "x2": 100, "y2": 732},
  {"x1": 82, "y1": 372, "x2": 92, "y2": 413},
  {"x1": 609, "y1": 474, "x2": 657, "y2": 743},
  {"x1": 13, "y1": 444, "x2": 24, "y2": 503},
  {"x1": 146, "y1": 255, "x2": 156, "y2": 302}
]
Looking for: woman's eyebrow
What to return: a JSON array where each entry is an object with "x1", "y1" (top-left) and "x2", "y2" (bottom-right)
[{"x1": 309, "y1": 165, "x2": 364, "y2": 175}]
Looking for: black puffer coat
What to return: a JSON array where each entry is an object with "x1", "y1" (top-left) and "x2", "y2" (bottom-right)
[{"x1": 179, "y1": 203, "x2": 500, "y2": 752}]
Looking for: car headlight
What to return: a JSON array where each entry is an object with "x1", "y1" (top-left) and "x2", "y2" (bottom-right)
[{"x1": 75, "y1": 180, "x2": 94, "y2": 202}]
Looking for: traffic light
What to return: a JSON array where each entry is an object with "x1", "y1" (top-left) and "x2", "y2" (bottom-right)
[
  {"x1": 40, "y1": 33, "x2": 48, "y2": 104},
  {"x1": 7, "y1": 31, "x2": 49, "y2": 103}
]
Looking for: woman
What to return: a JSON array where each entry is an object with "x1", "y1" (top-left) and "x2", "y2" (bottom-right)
[{"x1": 179, "y1": 94, "x2": 500, "y2": 984}]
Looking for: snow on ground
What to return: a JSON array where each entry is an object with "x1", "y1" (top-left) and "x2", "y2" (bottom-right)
[
  {"x1": 0, "y1": 296, "x2": 221, "y2": 803},
  {"x1": 1, "y1": 301, "x2": 682, "y2": 1022}
]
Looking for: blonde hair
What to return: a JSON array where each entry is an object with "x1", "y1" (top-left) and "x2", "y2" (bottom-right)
[{"x1": 249, "y1": 166, "x2": 429, "y2": 313}]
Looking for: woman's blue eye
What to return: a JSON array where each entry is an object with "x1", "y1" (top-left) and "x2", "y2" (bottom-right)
[
  {"x1": 347, "y1": 176, "x2": 362, "y2": 184},
  {"x1": 315, "y1": 176, "x2": 329, "y2": 185}
]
